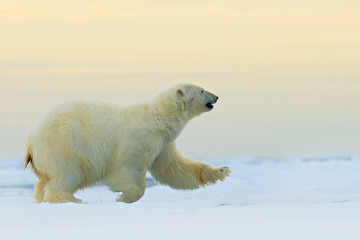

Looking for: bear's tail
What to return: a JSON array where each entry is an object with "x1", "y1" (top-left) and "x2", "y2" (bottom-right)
[{"x1": 24, "y1": 134, "x2": 38, "y2": 176}]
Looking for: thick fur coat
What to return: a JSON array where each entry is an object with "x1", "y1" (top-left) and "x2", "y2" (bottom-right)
[{"x1": 25, "y1": 83, "x2": 231, "y2": 203}]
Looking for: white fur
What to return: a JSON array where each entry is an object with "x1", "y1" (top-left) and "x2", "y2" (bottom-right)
[{"x1": 25, "y1": 83, "x2": 231, "y2": 203}]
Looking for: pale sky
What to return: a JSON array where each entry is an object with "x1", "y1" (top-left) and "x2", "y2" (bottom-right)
[{"x1": 1, "y1": 0, "x2": 360, "y2": 158}]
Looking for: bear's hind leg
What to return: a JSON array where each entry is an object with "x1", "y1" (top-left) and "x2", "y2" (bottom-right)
[
  {"x1": 43, "y1": 179, "x2": 83, "y2": 203},
  {"x1": 44, "y1": 190, "x2": 82, "y2": 203},
  {"x1": 33, "y1": 177, "x2": 49, "y2": 203}
]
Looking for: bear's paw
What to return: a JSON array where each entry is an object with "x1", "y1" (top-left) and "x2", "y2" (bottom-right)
[
  {"x1": 214, "y1": 166, "x2": 231, "y2": 182},
  {"x1": 201, "y1": 166, "x2": 231, "y2": 185}
]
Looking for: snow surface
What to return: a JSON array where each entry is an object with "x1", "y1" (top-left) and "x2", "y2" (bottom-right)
[{"x1": 1, "y1": 157, "x2": 360, "y2": 240}]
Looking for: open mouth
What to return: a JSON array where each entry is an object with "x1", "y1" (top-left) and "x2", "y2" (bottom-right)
[{"x1": 206, "y1": 102, "x2": 214, "y2": 110}]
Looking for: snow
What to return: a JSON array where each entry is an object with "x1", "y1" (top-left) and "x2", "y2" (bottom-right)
[{"x1": 1, "y1": 157, "x2": 360, "y2": 239}]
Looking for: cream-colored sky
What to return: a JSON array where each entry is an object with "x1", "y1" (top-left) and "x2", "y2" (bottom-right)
[{"x1": 1, "y1": 0, "x2": 360, "y2": 158}]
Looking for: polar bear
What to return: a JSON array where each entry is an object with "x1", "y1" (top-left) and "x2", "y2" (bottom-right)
[{"x1": 25, "y1": 83, "x2": 231, "y2": 203}]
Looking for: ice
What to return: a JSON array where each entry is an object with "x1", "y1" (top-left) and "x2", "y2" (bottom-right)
[{"x1": 1, "y1": 156, "x2": 360, "y2": 239}]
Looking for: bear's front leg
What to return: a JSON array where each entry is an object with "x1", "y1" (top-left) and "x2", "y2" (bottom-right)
[
  {"x1": 104, "y1": 163, "x2": 147, "y2": 204},
  {"x1": 116, "y1": 184, "x2": 145, "y2": 203},
  {"x1": 149, "y1": 142, "x2": 231, "y2": 190},
  {"x1": 200, "y1": 166, "x2": 231, "y2": 185}
]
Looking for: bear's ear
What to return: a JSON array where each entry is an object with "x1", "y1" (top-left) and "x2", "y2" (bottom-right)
[{"x1": 177, "y1": 88, "x2": 185, "y2": 97}]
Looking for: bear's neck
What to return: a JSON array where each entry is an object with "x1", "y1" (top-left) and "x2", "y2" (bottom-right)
[{"x1": 147, "y1": 97, "x2": 190, "y2": 142}]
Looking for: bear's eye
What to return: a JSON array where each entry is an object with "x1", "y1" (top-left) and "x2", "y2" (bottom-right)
[{"x1": 201, "y1": 90, "x2": 204, "y2": 94}]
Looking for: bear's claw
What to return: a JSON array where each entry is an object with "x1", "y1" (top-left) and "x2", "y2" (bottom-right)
[{"x1": 214, "y1": 166, "x2": 231, "y2": 182}]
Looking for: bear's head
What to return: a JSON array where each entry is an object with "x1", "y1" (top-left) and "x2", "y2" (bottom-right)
[{"x1": 175, "y1": 83, "x2": 219, "y2": 117}]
